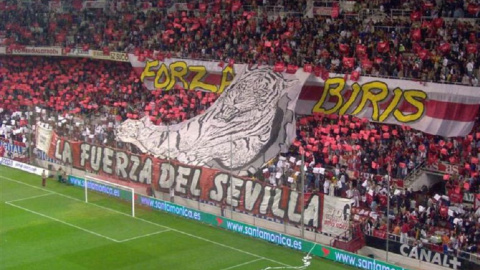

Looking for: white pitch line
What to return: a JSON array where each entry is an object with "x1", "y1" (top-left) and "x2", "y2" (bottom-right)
[
  {"x1": 6, "y1": 188, "x2": 171, "y2": 244},
  {"x1": 220, "y1": 258, "x2": 263, "y2": 270},
  {"x1": 117, "y1": 229, "x2": 171, "y2": 243},
  {"x1": 6, "y1": 192, "x2": 54, "y2": 203},
  {"x1": 5, "y1": 201, "x2": 121, "y2": 243},
  {"x1": 166, "y1": 228, "x2": 290, "y2": 267},
  {"x1": 0, "y1": 175, "x2": 292, "y2": 268}
]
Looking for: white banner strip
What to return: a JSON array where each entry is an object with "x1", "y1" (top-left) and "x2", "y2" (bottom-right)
[
  {"x1": 0, "y1": 157, "x2": 49, "y2": 176},
  {"x1": 322, "y1": 196, "x2": 353, "y2": 236}
]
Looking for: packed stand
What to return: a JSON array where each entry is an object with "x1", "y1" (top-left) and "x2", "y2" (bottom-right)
[
  {"x1": 257, "y1": 112, "x2": 480, "y2": 258},
  {"x1": 1, "y1": 0, "x2": 480, "y2": 260},
  {"x1": 0, "y1": 108, "x2": 30, "y2": 160},
  {"x1": 263, "y1": 112, "x2": 480, "y2": 187},
  {"x1": 0, "y1": 0, "x2": 478, "y2": 84},
  {"x1": 0, "y1": 56, "x2": 219, "y2": 150}
]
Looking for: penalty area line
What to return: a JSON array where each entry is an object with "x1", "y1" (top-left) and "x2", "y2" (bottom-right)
[
  {"x1": 220, "y1": 258, "x2": 264, "y2": 270},
  {"x1": 6, "y1": 192, "x2": 54, "y2": 203},
  {"x1": 5, "y1": 201, "x2": 121, "y2": 243},
  {"x1": 117, "y1": 229, "x2": 172, "y2": 243},
  {"x1": 0, "y1": 175, "x2": 292, "y2": 268}
]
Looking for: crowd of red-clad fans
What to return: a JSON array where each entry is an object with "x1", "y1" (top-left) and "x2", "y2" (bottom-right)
[
  {"x1": 3, "y1": 54, "x2": 479, "y2": 258},
  {"x1": 0, "y1": 0, "x2": 479, "y2": 84},
  {"x1": 260, "y1": 112, "x2": 480, "y2": 258},
  {"x1": 1, "y1": 0, "x2": 480, "y2": 262},
  {"x1": 0, "y1": 56, "x2": 217, "y2": 150}
]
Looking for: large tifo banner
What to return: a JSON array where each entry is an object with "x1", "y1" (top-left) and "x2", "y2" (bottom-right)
[
  {"x1": 1, "y1": 46, "x2": 478, "y2": 137},
  {"x1": 48, "y1": 136, "x2": 323, "y2": 228},
  {"x1": 321, "y1": 196, "x2": 353, "y2": 235},
  {"x1": 297, "y1": 76, "x2": 480, "y2": 137},
  {"x1": 129, "y1": 56, "x2": 480, "y2": 138},
  {"x1": 124, "y1": 57, "x2": 310, "y2": 175}
]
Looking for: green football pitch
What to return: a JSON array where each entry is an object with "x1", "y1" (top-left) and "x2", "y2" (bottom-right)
[{"x1": 0, "y1": 165, "x2": 354, "y2": 270}]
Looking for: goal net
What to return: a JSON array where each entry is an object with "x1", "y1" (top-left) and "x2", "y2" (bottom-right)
[{"x1": 84, "y1": 175, "x2": 135, "y2": 217}]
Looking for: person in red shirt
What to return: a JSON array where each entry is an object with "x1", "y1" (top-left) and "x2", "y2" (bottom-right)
[{"x1": 0, "y1": 145, "x2": 5, "y2": 157}]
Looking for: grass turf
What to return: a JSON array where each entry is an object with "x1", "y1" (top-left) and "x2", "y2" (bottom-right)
[{"x1": 0, "y1": 165, "x2": 354, "y2": 270}]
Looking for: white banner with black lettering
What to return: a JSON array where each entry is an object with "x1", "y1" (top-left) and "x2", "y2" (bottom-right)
[
  {"x1": 36, "y1": 124, "x2": 53, "y2": 153},
  {"x1": 7, "y1": 46, "x2": 63, "y2": 56},
  {"x1": 65, "y1": 48, "x2": 90, "y2": 57},
  {"x1": 0, "y1": 157, "x2": 47, "y2": 176},
  {"x1": 321, "y1": 196, "x2": 353, "y2": 235},
  {"x1": 90, "y1": 50, "x2": 129, "y2": 62}
]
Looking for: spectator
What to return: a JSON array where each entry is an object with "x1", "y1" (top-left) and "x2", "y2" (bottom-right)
[
  {"x1": 1, "y1": 0, "x2": 478, "y2": 84},
  {"x1": 393, "y1": 222, "x2": 401, "y2": 236},
  {"x1": 401, "y1": 222, "x2": 409, "y2": 244},
  {"x1": 56, "y1": 167, "x2": 62, "y2": 183}
]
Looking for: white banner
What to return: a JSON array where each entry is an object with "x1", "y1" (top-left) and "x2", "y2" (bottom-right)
[
  {"x1": 36, "y1": 124, "x2": 53, "y2": 154},
  {"x1": 0, "y1": 157, "x2": 48, "y2": 176},
  {"x1": 7, "y1": 46, "x2": 62, "y2": 56},
  {"x1": 83, "y1": 1, "x2": 107, "y2": 9},
  {"x1": 296, "y1": 75, "x2": 480, "y2": 137},
  {"x1": 65, "y1": 48, "x2": 90, "y2": 57},
  {"x1": 0, "y1": 46, "x2": 5, "y2": 54},
  {"x1": 322, "y1": 196, "x2": 353, "y2": 235},
  {"x1": 90, "y1": 50, "x2": 129, "y2": 62}
]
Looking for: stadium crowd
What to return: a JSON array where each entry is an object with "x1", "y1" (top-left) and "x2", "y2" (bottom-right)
[
  {"x1": 0, "y1": 0, "x2": 479, "y2": 84},
  {"x1": 1, "y1": 0, "x2": 480, "y2": 261},
  {"x1": 262, "y1": 112, "x2": 480, "y2": 257},
  {"x1": 3, "y1": 56, "x2": 479, "y2": 257},
  {"x1": 0, "y1": 56, "x2": 217, "y2": 149}
]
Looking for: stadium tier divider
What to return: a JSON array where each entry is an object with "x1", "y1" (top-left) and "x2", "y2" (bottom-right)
[{"x1": 67, "y1": 175, "x2": 407, "y2": 270}]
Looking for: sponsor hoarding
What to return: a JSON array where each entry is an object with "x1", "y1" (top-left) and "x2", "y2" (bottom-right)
[
  {"x1": 7, "y1": 46, "x2": 62, "y2": 56},
  {"x1": 0, "y1": 157, "x2": 47, "y2": 176},
  {"x1": 365, "y1": 235, "x2": 475, "y2": 270},
  {"x1": 90, "y1": 50, "x2": 129, "y2": 62}
]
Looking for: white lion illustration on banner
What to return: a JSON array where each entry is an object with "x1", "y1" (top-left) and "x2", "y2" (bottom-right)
[{"x1": 116, "y1": 65, "x2": 308, "y2": 175}]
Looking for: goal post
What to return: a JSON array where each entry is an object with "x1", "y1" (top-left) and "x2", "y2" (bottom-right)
[{"x1": 84, "y1": 175, "x2": 135, "y2": 217}]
